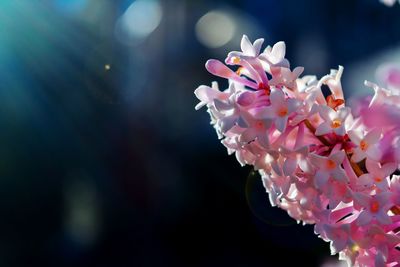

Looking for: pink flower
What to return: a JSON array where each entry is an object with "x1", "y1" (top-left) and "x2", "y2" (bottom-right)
[
  {"x1": 195, "y1": 35, "x2": 400, "y2": 266},
  {"x1": 309, "y1": 151, "x2": 347, "y2": 189},
  {"x1": 323, "y1": 224, "x2": 352, "y2": 254},
  {"x1": 315, "y1": 106, "x2": 350, "y2": 136},
  {"x1": 348, "y1": 128, "x2": 382, "y2": 162},
  {"x1": 353, "y1": 192, "x2": 392, "y2": 226},
  {"x1": 250, "y1": 89, "x2": 300, "y2": 132},
  {"x1": 357, "y1": 159, "x2": 397, "y2": 191}
]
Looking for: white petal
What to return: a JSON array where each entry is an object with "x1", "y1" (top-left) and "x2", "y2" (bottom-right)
[
  {"x1": 315, "y1": 122, "x2": 331, "y2": 136},
  {"x1": 351, "y1": 148, "x2": 366, "y2": 163},
  {"x1": 318, "y1": 105, "x2": 333, "y2": 122},
  {"x1": 365, "y1": 145, "x2": 381, "y2": 161},
  {"x1": 337, "y1": 107, "x2": 350, "y2": 120},
  {"x1": 292, "y1": 66, "x2": 304, "y2": 78},
  {"x1": 214, "y1": 99, "x2": 232, "y2": 111},
  {"x1": 252, "y1": 38, "x2": 264, "y2": 56},
  {"x1": 254, "y1": 106, "x2": 275, "y2": 119},
  {"x1": 287, "y1": 98, "x2": 301, "y2": 113},
  {"x1": 364, "y1": 128, "x2": 381, "y2": 144},
  {"x1": 240, "y1": 35, "x2": 255, "y2": 56},
  {"x1": 347, "y1": 130, "x2": 362, "y2": 145},
  {"x1": 333, "y1": 125, "x2": 346, "y2": 136},
  {"x1": 271, "y1": 41, "x2": 286, "y2": 63}
]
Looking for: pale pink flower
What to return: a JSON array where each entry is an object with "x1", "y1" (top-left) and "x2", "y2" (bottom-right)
[
  {"x1": 250, "y1": 89, "x2": 301, "y2": 132},
  {"x1": 353, "y1": 192, "x2": 392, "y2": 225},
  {"x1": 195, "y1": 35, "x2": 400, "y2": 266},
  {"x1": 194, "y1": 82, "x2": 227, "y2": 110},
  {"x1": 348, "y1": 128, "x2": 382, "y2": 162},
  {"x1": 309, "y1": 151, "x2": 347, "y2": 189},
  {"x1": 323, "y1": 224, "x2": 352, "y2": 254},
  {"x1": 259, "y1": 41, "x2": 290, "y2": 69},
  {"x1": 357, "y1": 159, "x2": 397, "y2": 191},
  {"x1": 315, "y1": 106, "x2": 350, "y2": 136}
]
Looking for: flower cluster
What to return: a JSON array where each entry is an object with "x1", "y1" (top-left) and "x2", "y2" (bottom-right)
[{"x1": 195, "y1": 35, "x2": 400, "y2": 267}]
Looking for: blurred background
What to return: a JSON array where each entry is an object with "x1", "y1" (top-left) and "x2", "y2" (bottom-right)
[{"x1": 0, "y1": 0, "x2": 399, "y2": 266}]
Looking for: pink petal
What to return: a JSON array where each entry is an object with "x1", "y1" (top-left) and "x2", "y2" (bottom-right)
[
  {"x1": 364, "y1": 128, "x2": 382, "y2": 144},
  {"x1": 379, "y1": 162, "x2": 397, "y2": 178},
  {"x1": 353, "y1": 192, "x2": 370, "y2": 207},
  {"x1": 239, "y1": 129, "x2": 257, "y2": 143},
  {"x1": 205, "y1": 59, "x2": 257, "y2": 89},
  {"x1": 283, "y1": 158, "x2": 297, "y2": 176},
  {"x1": 269, "y1": 89, "x2": 286, "y2": 107},
  {"x1": 287, "y1": 98, "x2": 301, "y2": 113},
  {"x1": 356, "y1": 210, "x2": 372, "y2": 226},
  {"x1": 275, "y1": 116, "x2": 288, "y2": 132},
  {"x1": 376, "y1": 211, "x2": 392, "y2": 225},
  {"x1": 330, "y1": 151, "x2": 345, "y2": 164},
  {"x1": 314, "y1": 170, "x2": 329, "y2": 189}
]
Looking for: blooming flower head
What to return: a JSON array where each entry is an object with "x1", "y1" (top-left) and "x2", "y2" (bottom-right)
[{"x1": 195, "y1": 35, "x2": 400, "y2": 266}]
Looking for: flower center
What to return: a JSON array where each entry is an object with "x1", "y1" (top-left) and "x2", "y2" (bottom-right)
[
  {"x1": 277, "y1": 107, "x2": 288, "y2": 117},
  {"x1": 331, "y1": 119, "x2": 342, "y2": 129},
  {"x1": 374, "y1": 177, "x2": 383, "y2": 183},
  {"x1": 232, "y1": 57, "x2": 241, "y2": 64},
  {"x1": 370, "y1": 200, "x2": 380, "y2": 213},
  {"x1": 326, "y1": 159, "x2": 336, "y2": 170},
  {"x1": 255, "y1": 121, "x2": 264, "y2": 129},
  {"x1": 360, "y1": 140, "x2": 368, "y2": 151}
]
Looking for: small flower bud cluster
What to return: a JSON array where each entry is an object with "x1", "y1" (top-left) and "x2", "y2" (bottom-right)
[{"x1": 195, "y1": 35, "x2": 400, "y2": 267}]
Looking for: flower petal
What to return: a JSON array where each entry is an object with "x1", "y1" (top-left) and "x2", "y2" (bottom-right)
[
  {"x1": 315, "y1": 122, "x2": 331, "y2": 136},
  {"x1": 275, "y1": 116, "x2": 288, "y2": 132},
  {"x1": 314, "y1": 170, "x2": 329, "y2": 189},
  {"x1": 240, "y1": 35, "x2": 255, "y2": 56},
  {"x1": 205, "y1": 59, "x2": 257, "y2": 88},
  {"x1": 356, "y1": 210, "x2": 372, "y2": 226},
  {"x1": 364, "y1": 128, "x2": 382, "y2": 144}
]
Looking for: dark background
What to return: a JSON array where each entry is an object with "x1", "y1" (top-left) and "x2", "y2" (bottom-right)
[{"x1": 0, "y1": 0, "x2": 399, "y2": 266}]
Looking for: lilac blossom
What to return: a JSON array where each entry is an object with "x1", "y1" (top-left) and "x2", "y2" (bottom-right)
[{"x1": 195, "y1": 35, "x2": 400, "y2": 266}]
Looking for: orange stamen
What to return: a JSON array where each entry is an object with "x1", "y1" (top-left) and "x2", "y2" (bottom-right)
[{"x1": 370, "y1": 200, "x2": 380, "y2": 213}]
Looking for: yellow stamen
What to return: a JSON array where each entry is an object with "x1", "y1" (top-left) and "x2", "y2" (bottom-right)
[
  {"x1": 326, "y1": 159, "x2": 336, "y2": 170},
  {"x1": 277, "y1": 107, "x2": 288, "y2": 117},
  {"x1": 360, "y1": 140, "x2": 368, "y2": 151},
  {"x1": 232, "y1": 57, "x2": 240, "y2": 64},
  {"x1": 331, "y1": 119, "x2": 342, "y2": 129}
]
